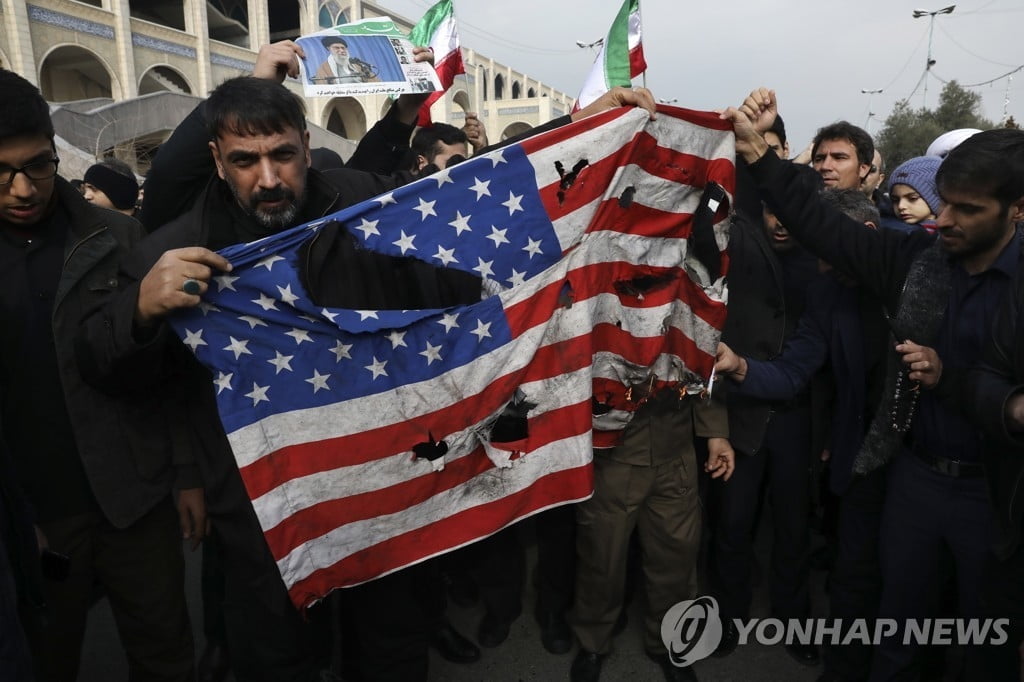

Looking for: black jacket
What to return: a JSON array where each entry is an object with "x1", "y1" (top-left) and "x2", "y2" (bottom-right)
[
  {"x1": 967, "y1": 272, "x2": 1024, "y2": 557},
  {"x1": 720, "y1": 208, "x2": 818, "y2": 455},
  {"x1": 9, "y1": 180, "x2": 199, "y2": 528}
]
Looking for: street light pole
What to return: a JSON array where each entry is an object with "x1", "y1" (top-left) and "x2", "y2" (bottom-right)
[
  {"x1": 861, "y1": 88, "x2": 883, "y2": 132},
  {"x1": 912, "y1": 5, "x2": 955, "y2": 107}
]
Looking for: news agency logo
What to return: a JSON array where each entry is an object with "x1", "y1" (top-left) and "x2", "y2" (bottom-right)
[
  {"x1": 660, "y1": 594, "x2": 1011, "y2": 668},
  {"x1": 660, "y1": 596, "x2": 723, "y2": 667}
]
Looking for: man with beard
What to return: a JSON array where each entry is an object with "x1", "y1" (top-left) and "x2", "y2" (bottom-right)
[
  {"x1": 724, "y1": 87, "x2": 1024, "y2": 681},
  {"x1": 76, "y1": 41, "x2": 655, "y2": 679},
  {"x1": 79, "y1": 74, "x2": 472, "y2": 682},
  {"x1": 709, "y1": 91, "x2": 820, "y2": 664},
  {"x1": 313, "y1": 35, "x2": 378, "y2": 84},
  {"x1": 710, "y1": 191, "x2": 820, "y2": 665},
  {"x1": 716, "y1": 189, "x2": 893, "y2": 681}
]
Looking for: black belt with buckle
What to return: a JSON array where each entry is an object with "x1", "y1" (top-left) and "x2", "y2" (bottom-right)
[{"x1": 913, "y1": 449, "x2": 985, "y2": 478}]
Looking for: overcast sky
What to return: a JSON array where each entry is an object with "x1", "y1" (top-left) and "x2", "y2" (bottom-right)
[{"x1": 377, "y1": 0, "x2": 1023, "y2": 153}]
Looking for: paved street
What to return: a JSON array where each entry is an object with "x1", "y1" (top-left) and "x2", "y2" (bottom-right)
[{"x1": 79, "y1": 514, "x2": 826, "y2": 682}]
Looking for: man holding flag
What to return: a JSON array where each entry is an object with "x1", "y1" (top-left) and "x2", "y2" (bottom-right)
[
  {"x1": 76, "y1": 32, "x2": 659, "y2": 679},
  {"x1": 408, "y1": 0, "x2": 464, "y2": 126}
]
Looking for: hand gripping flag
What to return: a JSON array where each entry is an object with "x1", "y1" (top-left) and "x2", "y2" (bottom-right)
[
  {"x1": 169, "y1": 105, "x2": 734, "y2": 609},
  {"x1": 409, "y1": 0, "x2": 464, "y2": 126},
  {"x1": 573, "y1": 0, "x2": 647, "y2": 111}
]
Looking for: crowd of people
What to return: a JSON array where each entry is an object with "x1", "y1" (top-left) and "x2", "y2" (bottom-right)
[{"x1": 1, "y1": 38, "x2": 1023, "y2": 682}]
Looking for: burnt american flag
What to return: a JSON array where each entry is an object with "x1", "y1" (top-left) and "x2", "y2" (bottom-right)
[{"x1": 169, "y1": 105, "x2": 735, "y2": 609}]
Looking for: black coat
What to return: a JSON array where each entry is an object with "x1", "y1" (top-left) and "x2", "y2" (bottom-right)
[
  {"x1": 8, "y1": 181, "x2": 198, "y2": 528},
  {"x1": 720, "y1": 209, "x2": 818, "y2": 455},
  {"x1": 967, "y1": 272, "x2": 1024, "y2": 557}
]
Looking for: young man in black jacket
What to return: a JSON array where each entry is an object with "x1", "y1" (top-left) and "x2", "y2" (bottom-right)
[
  {"x1": 724, "y1": 88, "x2": 1024, "y2": 681},
  {"x1": 0, "y1": 69, "x2": 199, "y2": 681}
]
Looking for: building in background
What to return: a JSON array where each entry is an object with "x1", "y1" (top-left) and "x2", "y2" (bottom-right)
[{"x1": 0, "y1": 0, "x2": 573, "y2": 176}]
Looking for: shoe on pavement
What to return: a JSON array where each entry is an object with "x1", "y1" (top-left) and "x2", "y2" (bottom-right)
[
  {"x1": 570, "y1": 650, "x2": 606, "y2": 682},
  {"x1": 535, "y1": 607, "x2": 573, "y2": 655},
  {"x1": 429, "y1": 621, "x2": 481, "y2": 663}
]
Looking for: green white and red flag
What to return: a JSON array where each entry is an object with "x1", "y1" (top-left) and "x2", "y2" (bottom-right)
[
  {"x1": 409, "y1": 0, "x2": 465, "y2": 126},
  {"x1": 573, "y1": 0, "x2": 647, "y2": 112}
]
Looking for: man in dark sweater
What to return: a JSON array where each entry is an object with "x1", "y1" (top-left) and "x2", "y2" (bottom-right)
[{"x1": 724, "y1": 87, "x2": 1024, "y2": 681}]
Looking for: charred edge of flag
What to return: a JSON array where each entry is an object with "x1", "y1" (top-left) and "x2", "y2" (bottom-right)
[
  {"x1": 613, "y1": 271, "x2": 676, "y2": 301},
  {"x1": 618, "y1": 185, "x2": 636, "y2": 208},
  {"x1": 557, "y1": 281, "x2": 575, "y2": 309},
  {"x1": 489, "y1": 390, "x2": 537, "y2": 444},
  {"x1": 413, "y1": 431, "x2": 449, "y2": 461},
  {"x1": 554, "y1": 158, "x2": 590, "y2": 205},
  {"x1": 591, "y1": 395, "x2": 613, "y2": 416}
]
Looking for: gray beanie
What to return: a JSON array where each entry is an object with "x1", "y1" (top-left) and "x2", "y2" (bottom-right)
[{"x1": 888, "y1": 156, "x2": 942, "y2": 215}]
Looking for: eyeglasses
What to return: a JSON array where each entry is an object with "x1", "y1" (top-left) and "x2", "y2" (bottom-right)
[{"x1": 0, "y1": 158, "x2": 60, "y2": 185}]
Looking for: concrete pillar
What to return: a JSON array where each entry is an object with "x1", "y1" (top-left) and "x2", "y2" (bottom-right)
[
  {"x1": 2, "y1": 0, "x2": 38, "y2": 84},
  {"x1": 110, "y1": 0, "x2": 138, "y2": 98},
  {"x1": 184, "y1": 0, "x2": 212, "y2": 95},
  {"x1": 298, "y1": 0, "x2": 317, "y2": 37},
  {"x1": 247, "y1": 0, "x2": 271, "y2": 50}
]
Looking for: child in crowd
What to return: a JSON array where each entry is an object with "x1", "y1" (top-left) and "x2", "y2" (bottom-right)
[{"x1": 887, "y1": 155, "x2": 942, "y2": 233}]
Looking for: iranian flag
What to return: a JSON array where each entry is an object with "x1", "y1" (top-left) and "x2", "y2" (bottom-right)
[
  {"x1": 573, "y1": 0, "x2": 647, "y2": 111},
  {"x1": 409, "y1": 0, "x2": 465, "y2": 126}
]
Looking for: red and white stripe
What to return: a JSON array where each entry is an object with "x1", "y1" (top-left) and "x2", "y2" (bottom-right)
[{"x1": 227, "y1": 105, "x2": 734, "y2": 608}]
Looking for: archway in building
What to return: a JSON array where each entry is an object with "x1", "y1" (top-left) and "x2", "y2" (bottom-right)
[
  {"x1": 138, "y1": 65, "x2": 193, "y2": 95},
  {"x1": 319, "y1": 0, "x2": 349, "y2": 28},
  {"x1": 512, "y1": 81, "x2": 521, "y2": 99},
  {"x1": 269, "y1": 2, "x2": 301, "y2": 42},
  {"x1": 482, "y1": 71, "x2": 489, "y2": 101},
  {"x1": 501, "y1": 122, "x2": 531, "y2": 140},
  {"x1": 527, "y1": 87, "x2": 536, "y2": 98},
  {"x1": 323, "y1": 98, "x2": 366, "y2": 141},
  {"x1": 39, "y1": 46, "x2": 116, "y2": 102},
  {"x1": 494, "y1": 74, "x2": 505, "y2": 100}
]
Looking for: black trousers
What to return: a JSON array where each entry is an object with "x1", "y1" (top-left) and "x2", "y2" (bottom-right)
[
  {"x1": 822, "y1": 467, "x2": 887, "y2": 680},
  {"x1": 870, "y1": 454, "x2": 991, "y2": 681},
  {"x1": 210, "y1": 460, "x2": 427, "y2": 682},
  {"x1": 972, "y1": 538, "x2": 1024, "y2": 681},
  {"x1": 26, "y1": 500, "x2": 194, "y2": 682},
  {"x1": 461, "y1": 503, "x2": 577, "y2": 624},
  {"x1": 711, "y1": 406, "x2": 813, "y2": 620},
  {"x1": 2, "y1": 533, "x2": 34, "y2": 682}
]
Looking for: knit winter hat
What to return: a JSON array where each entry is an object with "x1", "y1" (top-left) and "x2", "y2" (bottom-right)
[
  {"x1": 84, "y1": 163, "x2": 139, "y2": 210},
  {"x1": 888, "y1": 156, "x2": 942, "y2": 215}
]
